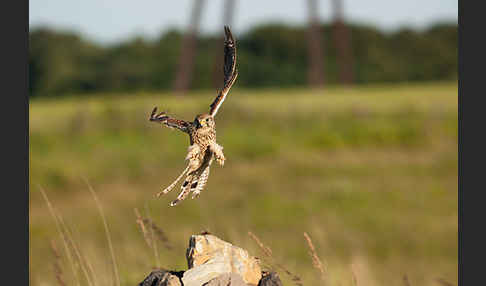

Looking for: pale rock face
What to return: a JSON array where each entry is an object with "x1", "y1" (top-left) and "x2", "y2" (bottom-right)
[
  {"x1": 164, "y1": 274, "x2": 182, "y2": 286},
  {"x1": 182, "y1": 234, "x2": 262, "y2": 286},
  {"x1": 203, "y1": 273, "x2": 247, "y2": 286}
]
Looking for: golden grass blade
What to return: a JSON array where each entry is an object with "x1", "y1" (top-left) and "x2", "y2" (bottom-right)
[
  {"x1": 144, "y1": 203, "x2": 161, "y2": 268},
  {"x1": 403, "y1": 274, "x2": 411, "y2": 286},
  {"x1": 303, "y1": 232, "x2": 326, "y2": 282},
  {"x1": 436, "y1": 278, "x2": 454, "y2": 286},
  {"x1": 248, "y1": 231, "x2": 303, "y2": 286},
  {"x1": 144, "y1": 218, "x2": 172, "y2": 251},
  {"x1": 50, "y1": 239, "x2": 66, "y2": 286},
  {"x1": 56, "y1": 211, "x2": 95, "y2": 286},
  {"x1": 351, "y1": 264, "x2": 358, "y2": 286},
  {"x1": 84, "y1": 179, "x2": 120, "y2": 286},
  {"x1": 59, "y1": 219, "x2": 98, "y2": 286},
  {"x1": 39, "y1": 186, "x2": 80, "y2": 286},
  {"x1": 248, "y1": 231, "x2": 273, "y2": 257},
  {"x1": 83, "y1": 253, "x2": 99, "y2": 286},
  {"x1": 134, "y1": 208, "x2": 153, "y2": 249}
]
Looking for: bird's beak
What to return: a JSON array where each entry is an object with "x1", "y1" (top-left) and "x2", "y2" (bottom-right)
[{"x1": 194, "y1": 119, "x2": 202, "y2": 129}]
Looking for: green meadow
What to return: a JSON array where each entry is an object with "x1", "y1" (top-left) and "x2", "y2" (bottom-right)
[{"x1": 30, "y1": 82, "x2": 457, "y2": 286}]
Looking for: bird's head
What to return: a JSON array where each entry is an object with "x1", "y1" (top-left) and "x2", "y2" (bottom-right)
[{"x1": 194, "y1": 113, "x2": 214, "y2": 130}]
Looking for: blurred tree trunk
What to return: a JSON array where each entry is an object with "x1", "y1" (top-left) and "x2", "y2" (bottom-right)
[
  {"x1": 332, "y1": 0, "x2": 354, "y2": 85},
  {"x1": 173, "y1": 0, "x2": 206, "y2": 95},
  {"x1": 306, "y1": 0, "x2": 325, "y2": 87}
]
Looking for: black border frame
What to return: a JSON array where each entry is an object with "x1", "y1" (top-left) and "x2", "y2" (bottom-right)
[
  {"x1": 459, "y1": 0, "x2": 483, "y2": 285},
  {"x1": 16, "y1": 0, "x2": 466, "y2": 285},
  {"x1": 2, "y1": 0, "x2": 29, "y2": 284}
]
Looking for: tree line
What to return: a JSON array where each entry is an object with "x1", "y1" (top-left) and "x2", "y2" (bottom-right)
[{"x1": 29, "y1": 22, "x2": 457, "y2": 97}]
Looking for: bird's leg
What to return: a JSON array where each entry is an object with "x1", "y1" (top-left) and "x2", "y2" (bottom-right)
[
  {"x1": 186, "y1": 144, "x2": 201, "y2": 163},
  {"x1": 209, "y1": 142, "x2": 225, "y2": 166}
]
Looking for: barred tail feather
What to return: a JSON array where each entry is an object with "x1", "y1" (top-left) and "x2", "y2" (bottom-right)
[
  {"x1": 156, "y1": 165, "x2": 190, "y2": 198},
  {"x1": 170, "y1": 174, "x2": 195, "y2": 206},
  {"x1": 191, "y1": 166, "x2": 211, "y2": 199}
]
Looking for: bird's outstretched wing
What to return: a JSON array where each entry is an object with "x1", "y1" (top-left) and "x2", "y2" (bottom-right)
[
  {"x1": 149, "y1": 107, "x2": 190, "y2": 133},
  {"x1": 209, "y1": 26, "x2": 238, "y2": 117}
]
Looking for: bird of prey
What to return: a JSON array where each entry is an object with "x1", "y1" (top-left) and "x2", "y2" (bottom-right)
[{"x1": 149, "y1": 26, "x2": 238, "y2": 206}]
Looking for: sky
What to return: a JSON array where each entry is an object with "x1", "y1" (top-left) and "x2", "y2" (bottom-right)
[{"x1": 29, "y1": 0, "x2": 458, "y2": 45}]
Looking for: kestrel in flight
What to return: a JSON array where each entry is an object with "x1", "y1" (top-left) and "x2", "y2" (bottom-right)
[{"x1": 149, "y1": 26, "x2": 238, "y2": 206}]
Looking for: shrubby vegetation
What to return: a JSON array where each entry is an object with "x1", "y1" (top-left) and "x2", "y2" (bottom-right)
[{"x1": 29, "y1": 22, "x2": 457, "y2": 97}]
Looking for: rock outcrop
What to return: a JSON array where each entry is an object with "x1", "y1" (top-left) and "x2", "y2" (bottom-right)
[
  {"x1": 138, "y1": 269, "x2": 183, "y2": 286},
  {"x1": 138, "y1": 234, "x2": 282, "y2": 286},
  {"x1": 203, "y1": 273, "x2": 247, "y2": 286},
  {"x1": 183, "y1": 234, "x2": 262, "y2": 286},
  {"x1": 258, "y1": 272, "x2": 283, "y2": 286}
]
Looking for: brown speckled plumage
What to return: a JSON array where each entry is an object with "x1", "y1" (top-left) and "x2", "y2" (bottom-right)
[{"x1": 149, "y1": 26, "x2": 237, "y2": 206}]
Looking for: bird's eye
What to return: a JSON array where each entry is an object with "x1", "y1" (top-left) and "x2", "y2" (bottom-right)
[{"x1": 206, "y1": 118, "x2": 209, "y2": 122}]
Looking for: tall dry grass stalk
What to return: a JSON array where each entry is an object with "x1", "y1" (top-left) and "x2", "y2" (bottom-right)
[
  {"x1": 248, "y1": 231, "x2": 303, "y2": 286},
  {"x1": 403, "y1": 274, "x2": 411, "y2": 286},
  {"x1": 39, "y1": 186, "x2": 80, "y2": 286},
  {"x1": 436, "y1": 278, "x2": 454, "y2": 286},
  {"x1": 50, "y1": 239, "x2": 66, "y2": 286},
  {"x1": 134, "y1": 208, "x2": 173, "y2": 249},
  {"x1": 84, "y1": 179, "x2": 120, "y2": 286},
  {"x1": 57, "y1": 213, "x2": 95, "y2": 286},
  {"x1": 303, "y1": 232, "x2": 326, "y2": 283},
  {"x1": 41, "y1": 186, "x2": 98, "y2": 286},
  {"x1": 146, "y1": 218, "x2": 172, "y2": 251},
  {"x1": 134, "y1": 208, "x2": 152, "y2": 248},
  {"x1": 351, "y1": 264, "x2": 358, "y2": 286},
  {"x1": 248, "y1": 231, "x2": 272, "y2": 257},
  {"x1": 144, "y1": 204, "x2": 161, "y2": 268},
  {"x1": 58, "y1": 218, "x2": 98, "y2": 286}
]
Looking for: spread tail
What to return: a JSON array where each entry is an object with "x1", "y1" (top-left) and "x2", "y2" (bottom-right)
[
  {"x1": 170, "y1": 173, "x2": 196, "y2": 206},
  {"x1": 191, "y1": 166, "x2": 211, "y2": 199},
  {"x1": 156, "y1": 165, "x2": 190, "y2": 198}
]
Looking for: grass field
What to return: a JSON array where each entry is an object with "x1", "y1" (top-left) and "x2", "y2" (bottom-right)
[{"x1": 29, "y1": 82, "x2": 458, "y2": 286}]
